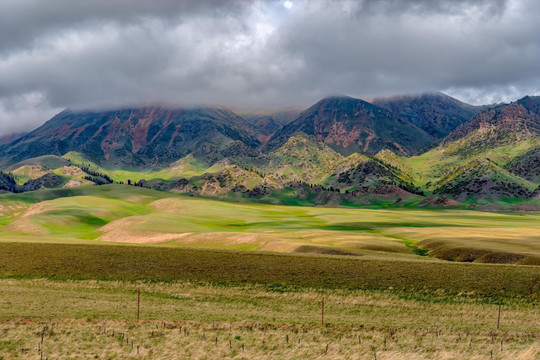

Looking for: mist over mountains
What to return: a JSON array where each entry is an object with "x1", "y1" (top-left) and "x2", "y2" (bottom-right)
[{"x1": 1, "y1": 92, "x2": 539, "y2": 210}]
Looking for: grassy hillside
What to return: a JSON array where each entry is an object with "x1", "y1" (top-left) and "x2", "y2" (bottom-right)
[
  {"x1": 62, "y1": 152, "x2": 210, "y2": 182},
  {"x1": 265, "y1": 134, "x2": 343, "y2": 183},
  {"x1": 505, "y1": 145, "x2": 540, "y2": 183},
  {"x1": 406, "y1": 140, "x2": 539, "y2": 189},
  {"x1": 3, "y1": 130, "x2": 539, "y2": 207}
]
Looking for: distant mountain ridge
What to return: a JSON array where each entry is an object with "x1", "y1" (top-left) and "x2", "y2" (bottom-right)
[
  {"x1": 239, "y1": 108, "x2": 302, "y2": 145},
  {"x1": 1, "y1": 93, "x2": 539, "y2": 209},
  {"x1": 440, "y1": 96, "x2": 540, "y2": 152},
  {"x1": 2, "y1": 106, "x2": 261, "y2": 168}
]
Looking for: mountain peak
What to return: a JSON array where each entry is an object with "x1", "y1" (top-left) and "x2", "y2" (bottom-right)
[
  {"x1": 372, "y1": 92, "x2": 481, "y2": 138},
  {"x1": 2, "y1": 106, "x2": 260, "y2": 168},
  {"x1": 314, "y1": 95, "x2": 373, "y2": 108},
  {"x1": 440, "y1": 98, "x2": 540, "y2": 153},
  {"x1": 265, "y1": 95, "x2": 434, "y2": 156},
  {"x1": 516, "y1": 95, "x2": 540, "y2": 113},
  {"x1": 320, "y1": 94, "x2": 355, "y2": 101}
]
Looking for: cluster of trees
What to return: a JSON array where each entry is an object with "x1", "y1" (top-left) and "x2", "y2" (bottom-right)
[
  {"x1": 308, "y1": 183, "x2": 342, "y2": 192},
  {"x1": 287, "y1": 181, "x2": 343, "y2": 193},
  {"x1": 124, "y1": 179, "x2": 148, "y2": 188},
  {"x1": 0, "y1": 171, "x2": 19, "y2": 192},
  {"x1": 83, "y1": 175, "x2": 109, "y2": 185},
  {"x1": 77, "y1": 165, "x2": 113, "y2": 183}
]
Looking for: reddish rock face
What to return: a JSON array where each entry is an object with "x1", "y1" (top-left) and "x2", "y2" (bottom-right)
[
  {"x1": 265, "y1": 96, "x2": 435, "y2": 157},
  {"x1": 441, "y1": 97, "x2": 540, "y2": 151},
  {"x1": 3, "y1": 106, "x2": 260, "y2": 168},
  {"x1": 372, "y1": 92, "x2": 481, "y2": 139}
]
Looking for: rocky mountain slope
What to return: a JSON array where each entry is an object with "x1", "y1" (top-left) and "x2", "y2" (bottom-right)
[
  {"x1": 504, "y1": 145, "x2": 540, "y2": 182},
  {"x1": 433, "y1": 160, "x2": 534, "y2": 200},
  {"x1": 439, "y1": 96, "x2": 540, "y2": 156},
  {"x1": 240, "y1": 108, "x2": 301, "y2": 144},
  {"x1": 372, "y1": 92, "x2": 481, "y2": 139},
  {"x1": 1, "y1": 94, "x2": 539, "y2": 208},
  {"x1": 264, "y1": 96, "x2": 436, "y2": 156},
  {"x1": 2, "y1": 106, "x2": 261, "y2": 168}
]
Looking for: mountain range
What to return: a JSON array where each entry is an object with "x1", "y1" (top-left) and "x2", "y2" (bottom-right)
[{"x1": 1, "y1": 92, "x2": 539, "y2": 211}]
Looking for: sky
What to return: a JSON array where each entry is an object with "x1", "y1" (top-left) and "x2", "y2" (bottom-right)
[{"x1": 1, "y1": 0, "x2": 539, "y2": 135}]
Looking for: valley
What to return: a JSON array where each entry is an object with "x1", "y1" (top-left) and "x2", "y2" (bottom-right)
[
  {"x1": 1, "y1": 93, "x2": 539, "y2": 359},
  {"x1": 1, "y1": 185, "x2": 539, "y2": 264},
  {"x1": 2, "y1": 2, "x2": 539, "y2": 358}
]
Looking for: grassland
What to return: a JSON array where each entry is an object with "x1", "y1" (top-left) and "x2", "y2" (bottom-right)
[
  {"x1": 1, "y1": 184, "x2": 539, "y2": 264},
  {"x1": 1, "y1": 242, "x2": 539, "y2": 299},
  {"x1": 405, "y1": 140, "x2": 540, "y2": 189},
  {"x1": 62, "y1": 152, "x2": 212, "y2": 183},
  {"x1": 0, "y1": 244, "x2": 539, "y2": 359},
  {"x1": 1, "y1": 279, "x2": 539, "y2": 359},
  {"x1": 1, "y1": 185, "x2": 539, "y2": 358}
]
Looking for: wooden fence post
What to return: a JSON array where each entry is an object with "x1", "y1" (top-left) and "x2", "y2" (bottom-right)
[
  {"x1": 497, "y1": 304, "x2": 501, "y2": 329},
  {"x1": 322, "y1": 296, "x2": 325, "y2": 326}
]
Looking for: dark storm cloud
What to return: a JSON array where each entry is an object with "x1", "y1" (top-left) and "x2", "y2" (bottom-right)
[{"x1": 0, "y1": 0, "x2": 539, "y2": 135}]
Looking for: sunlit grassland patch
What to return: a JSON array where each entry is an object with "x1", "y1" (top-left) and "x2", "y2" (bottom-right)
[
  {"x1": 62, "y1": 152, "x2": 211, "y2": 182},
  {"x1": 1, "y1": 195, "x2": 152, "y2": 239},
  {"x1": 405, "y1": 140, "x2": 540, "y2": 188}
]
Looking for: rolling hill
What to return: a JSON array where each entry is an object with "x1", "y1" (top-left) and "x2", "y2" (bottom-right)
[
  {"x1": 404, "y1": 96, "x2": 540, "y2": 197},
  {"x1": 433, "y1": 159, "x2": 534, "y2": 200},
  {"x1": 439, "y1": 96, "x2": 540, "y2": 157},
  {"x1": 504, "y1": 145, "x2": 540, "y2": 183}
]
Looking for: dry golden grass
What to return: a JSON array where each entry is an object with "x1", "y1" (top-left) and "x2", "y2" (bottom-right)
[
  {"x1": 1, "y1": 316, "x2": 538, "y2": 359},
  {"x1": 385, "y1": 227, "x2": 540, "y2": 254},
  {"x1": 0, "y1": 278, "x2": 539, "y2": 359},
  {"x1": 1, "y1": 186, "x2": 539, "y2": 358}
]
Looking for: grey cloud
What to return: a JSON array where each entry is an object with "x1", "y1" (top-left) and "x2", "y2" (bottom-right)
[
  {"x1": 0, "y1": 0, "x2": 539, "y2": 135},
  {"x1": 358, "y1": 0, "x2": 508, "y2": 16},
  {"x1": 0, "y1": 0, "x2": 250, "y2": 52}
]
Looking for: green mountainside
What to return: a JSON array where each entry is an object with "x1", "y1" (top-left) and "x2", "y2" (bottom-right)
[
  {"x1": 433, "y1": 159, "x2": 534, "y2": 200},
  {"x1": 504, "y1": 145, "x2": 540, "y2": 183}
]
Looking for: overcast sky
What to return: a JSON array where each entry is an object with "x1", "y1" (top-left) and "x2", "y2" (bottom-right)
[{"x1": 1, "y1": 0, "x2": 539, "y2": 135}]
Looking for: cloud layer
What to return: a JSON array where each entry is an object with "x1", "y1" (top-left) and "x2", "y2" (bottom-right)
[{"x1": 1, "y1": 0, "x2": 539, "y2": 135}]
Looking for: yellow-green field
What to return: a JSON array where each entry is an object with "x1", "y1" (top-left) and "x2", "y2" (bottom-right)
[{"x1": 1, "y1": 184, "x2": 539, "y2": 264}]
